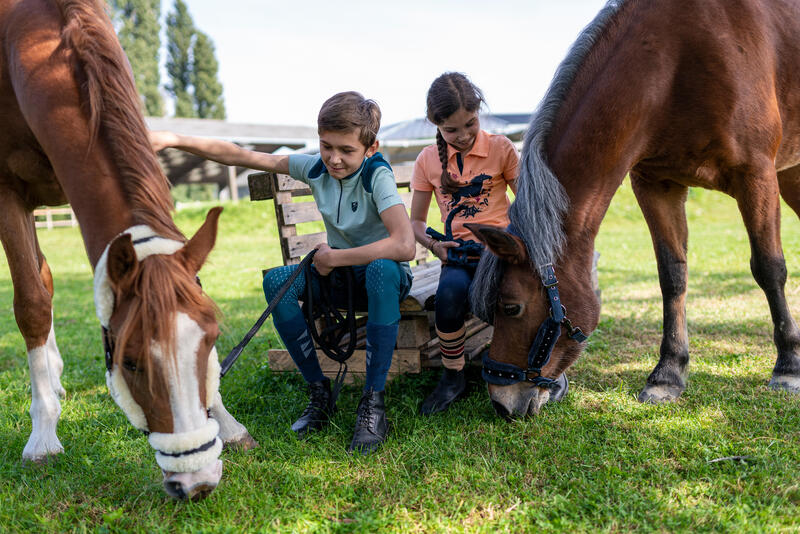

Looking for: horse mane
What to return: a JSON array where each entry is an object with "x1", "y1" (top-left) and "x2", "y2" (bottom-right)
[
  {"x1": 115, "y1": 254, "x2": 218, "y2": 383},
  {"x1": 55, "y1": 0, "x2": 182, "y2": 242},
  {"x1": 55, "y1": 0, "x2": 217, "y2": 373},
  {"x1": 471, "y1": 0, "x2": 627, "y2": 323}
]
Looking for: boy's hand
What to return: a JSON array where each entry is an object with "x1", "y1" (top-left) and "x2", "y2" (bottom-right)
[
  {"x1": 149, "y1": 130, "x2": 180, "y2": 152},
  {"x1": 312, "y1": 243, "x2": 337, "y2": 276}
]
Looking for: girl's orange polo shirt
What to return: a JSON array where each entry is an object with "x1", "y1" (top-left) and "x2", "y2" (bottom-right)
[{"x1": 412, "y1": 129, "x2": 518, "y2": 241}]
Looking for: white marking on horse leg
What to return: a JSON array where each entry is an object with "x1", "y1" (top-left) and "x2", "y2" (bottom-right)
[
  {"x1": 208, "y1": 391, "x2": 253, "y2": 446},
  {"x1": 46, "y1": 314, "x2": 65, "y2": 399},
  {"x1": 23, "y1": 345, "x2": 63, "y2": 461},
  {"x1": 769, "y1": 375, "x2": 800, "y2": 393}
]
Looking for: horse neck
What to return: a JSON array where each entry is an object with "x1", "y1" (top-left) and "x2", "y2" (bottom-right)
[
  {"x1": 544, "y1": 0, "x2": 664, "y2": 250},
  {"x1": 47, "y1": 134, "x2": 176, "y2": 268}
]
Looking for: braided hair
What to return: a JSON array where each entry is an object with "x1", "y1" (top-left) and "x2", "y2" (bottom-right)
[{"x1": 426, "y1": 72, "x2": 485, "y2": 194}]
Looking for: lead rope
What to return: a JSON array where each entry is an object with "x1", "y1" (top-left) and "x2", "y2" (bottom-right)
[
  {"x1": 303, "y1": 261, "x2": 357, "y2": 406},
  {"x1": 219, "y1": 250, "x2": 317, "y2": 377}
]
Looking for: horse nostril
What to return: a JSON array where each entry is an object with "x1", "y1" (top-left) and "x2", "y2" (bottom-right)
[
  {"x1": 163, "y1": 480, "x2": 188, "y2": 500},
  {"x1": 491, "y1": 400, "x2": 513, "y2": 421}
]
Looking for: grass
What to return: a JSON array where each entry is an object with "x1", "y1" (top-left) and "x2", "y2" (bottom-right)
[{"x1": 1, "y1": 181, "x2": 799, "y2": 532}]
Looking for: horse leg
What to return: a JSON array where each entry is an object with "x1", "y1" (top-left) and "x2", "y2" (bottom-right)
[
  {"x1": 777, "y1": 164, "x2": 800, "y2": 216},
  {"x1": 0, "y1": 193, "x2": 64, "y2": 461},
  {"x1": 208, "y1": 391, "x2": 258, "y2": 451},
  {"x1": 739, "y1": 167, "x2": 800, "y2": 392},
  {"x1": 630, "y1": 175, "x2": 690, "y2": 403},
  {"x1": 37, "y1": 241, "x2": 65, "y2": 399}
]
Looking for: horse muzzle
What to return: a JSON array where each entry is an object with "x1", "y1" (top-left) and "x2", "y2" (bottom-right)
[
  {"x1": 149, "y1": 418, "x2": 223, "y2": 500},
  {"x1": 488, "y1": 373, "x2": 569, "y2": 419}
]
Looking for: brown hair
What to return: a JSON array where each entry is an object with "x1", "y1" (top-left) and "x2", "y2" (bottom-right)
[
  {"x1": 318, "y1": 91, "x2": 381, "y2": 148},
  {"x1": 426, "y1": 72, "x2": 485, "y2": 194}
]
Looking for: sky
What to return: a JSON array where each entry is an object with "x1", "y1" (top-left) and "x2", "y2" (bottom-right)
[{"x1": 163, "y1": 0, "x2": 609, "y2": 128}]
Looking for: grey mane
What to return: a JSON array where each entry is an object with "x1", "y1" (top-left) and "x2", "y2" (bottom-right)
[{"x1": 470, "y1": 0, "x2": 625, "y2": 323}]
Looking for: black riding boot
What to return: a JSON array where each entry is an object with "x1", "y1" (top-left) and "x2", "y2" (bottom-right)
[
  {"x1": 419, "y1": 367, "x2": 466, "y2": 415},
  {"x1": 291, "y1": 378, "x2": 334, "y2": 438},
  {"x1": 347, "y1": 388, "x2": 388, "y2": 455}
]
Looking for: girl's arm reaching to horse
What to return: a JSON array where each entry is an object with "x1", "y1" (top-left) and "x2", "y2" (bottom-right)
[{"x1": 149, "y1": 130, "x2": 290, "y2": 174}]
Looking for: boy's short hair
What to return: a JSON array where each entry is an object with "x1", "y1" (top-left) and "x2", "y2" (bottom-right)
[{"x1": 318, "y1": 91, "x2": 381, "y2": 148}]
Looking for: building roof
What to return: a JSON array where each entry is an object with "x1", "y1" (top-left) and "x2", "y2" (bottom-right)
[{"x1": 378, "y1": 113, "x2": 531, "y2": 142}]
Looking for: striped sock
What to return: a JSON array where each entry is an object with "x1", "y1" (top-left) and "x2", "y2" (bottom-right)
[{"x1": 437, "y1": 326, "x2": 466, "y2": 371}]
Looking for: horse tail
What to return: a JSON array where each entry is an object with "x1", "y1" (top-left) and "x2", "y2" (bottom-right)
[{"x1": 56, "y1": 0, "x2": 181, "y2": 240}]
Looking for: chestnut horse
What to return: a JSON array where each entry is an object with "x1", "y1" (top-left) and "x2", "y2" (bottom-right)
[
  {"x1": 0, "y1": 0, "x2": 255, "y2": 499},
  {"x1": 468, "y1": 0, "x2": 800, "y2": 417}
]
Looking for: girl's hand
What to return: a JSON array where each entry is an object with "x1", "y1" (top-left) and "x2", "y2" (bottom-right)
[
  {"x1": 312, "y1": 243, "x2": 337, "y2": 276},
  {"x1": 431, "y1": 240, "x2": 459, "y2": 262},
  {"x1": 149, "y1": 130, "x2": 180, "y2": 152}
]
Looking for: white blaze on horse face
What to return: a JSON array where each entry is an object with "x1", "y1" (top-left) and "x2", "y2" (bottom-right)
[
  {"x1": 147, "y1": 312, "x2": 223, "y2": 475},
  {"x1": 152, "y1": 312, "x2": 211, "y2": 433}
]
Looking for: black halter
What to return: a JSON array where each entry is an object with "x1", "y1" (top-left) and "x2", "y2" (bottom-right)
[{"x1": 481, "y1": 235, "x2": 588, "y2": 388}]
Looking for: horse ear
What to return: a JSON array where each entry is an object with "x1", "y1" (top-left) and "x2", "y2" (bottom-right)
[
  {"x1": 106, "y1": 234, "x2": 138, "y2": 288},
  {"x1": 465, "y1": 223, "x2": 528, "y2": 265},
  {"x1": 178, "y1": 206, "x2": 223, "y2": 274}
]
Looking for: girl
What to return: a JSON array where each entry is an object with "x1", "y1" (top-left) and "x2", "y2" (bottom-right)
[
  {"x1": 150, "y1": 91, "x2": 416, "y2": 454},
  {"x1": 410, "y1": 72, "x2": 518, "y2": 415}
]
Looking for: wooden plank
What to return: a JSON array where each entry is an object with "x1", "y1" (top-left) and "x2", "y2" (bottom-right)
[
  {"x1": 286, "y1": 232, "x2": 328, "y2": 260},
  {"x1": 247, "y1": 172, "x2": 273, "y2": 200},
  {"x1": 420, "y1": 317, "x2": 491, "y2": 354},
  {"x1": 267, "y1": 348, "x2": 421, "y2": 383},
  {"x1": 421, "y1": 326, "x2": 494, "y2": 368},
  {"x1": 281, "y1": 201, "x2": 322, "y2": 225},
  {"x1": 396, "y1": 316, "x2": 430, "y2": 349}
]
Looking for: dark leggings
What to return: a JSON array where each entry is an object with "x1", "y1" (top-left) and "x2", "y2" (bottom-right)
[{"x1": 435, "y1": 264, "x2": 477, "y2": 333}]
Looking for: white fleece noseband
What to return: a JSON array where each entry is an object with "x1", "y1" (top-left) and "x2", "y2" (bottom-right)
[{"x1": 95, "y1": 225, "x2": 223, "y2": 472}]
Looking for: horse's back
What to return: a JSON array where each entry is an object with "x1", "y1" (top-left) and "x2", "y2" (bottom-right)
[{"x1": 0, "y1": 0, "x2": 91, "y2": 209}]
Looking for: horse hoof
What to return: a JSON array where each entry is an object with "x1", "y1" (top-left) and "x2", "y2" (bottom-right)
[
  {"x1": 22, "y1": 452, "x2": 61, "y2": 466},
  {"x1": 223, "y1": 433, "x2": 259, "y2": 452},
  {"x1": 637, "y1": 384, "x2": 683, "y2": 404},
  {"x1": 768, "y1": 375, "x2": 800, "y2": 393}
]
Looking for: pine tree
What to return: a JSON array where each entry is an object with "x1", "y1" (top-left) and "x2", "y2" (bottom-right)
[
  {"x1": 109, "y1": 0, "x2": 164, "y2": 116},
  {"x1": 165, "y1": 0, "x2": 195, "y2": 118},
  {"x1": 191, "y1": 31, "x2": 226, "y2": 120}
]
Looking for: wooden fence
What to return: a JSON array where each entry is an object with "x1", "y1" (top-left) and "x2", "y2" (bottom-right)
[{"x1": 33, "y1": 207, "x2": 77, "y2": 229}]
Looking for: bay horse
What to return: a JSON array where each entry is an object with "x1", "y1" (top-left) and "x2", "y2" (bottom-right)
[
  {"x1": 0, "y1": 0, "x2": 256, "y2": 499},
  {"x1": 468, "y1": 0, "x2": 800, "y2": 417}
]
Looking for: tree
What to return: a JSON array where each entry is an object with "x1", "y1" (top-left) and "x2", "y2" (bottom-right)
[
  {"x1": 191, "y1": 31, "x2": 226, "y2": 120},
  {"x1": 165, "y1": 0, "x2": 195, "y2": 118},
  {"x1": 109, "y1": 0, "x2": 164, "y2": 116}
]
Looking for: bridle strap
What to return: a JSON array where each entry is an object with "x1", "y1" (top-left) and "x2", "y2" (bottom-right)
[{"x1": 482, "y1": 261, "x2": 588, "y2": 387}]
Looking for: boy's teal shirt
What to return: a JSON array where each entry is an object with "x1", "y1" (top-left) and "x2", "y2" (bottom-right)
[{"x1": 288, "y1": 153, "x2": 412, "y2": 280}]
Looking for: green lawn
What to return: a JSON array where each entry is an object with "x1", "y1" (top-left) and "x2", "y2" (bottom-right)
[{"x1": 0, "y1": 182, "x2": 799, "y2": 533}]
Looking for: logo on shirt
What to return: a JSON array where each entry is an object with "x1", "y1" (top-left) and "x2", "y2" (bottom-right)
[{"x1": 351, "y1": 201, "x2": 358, "y2": 212}]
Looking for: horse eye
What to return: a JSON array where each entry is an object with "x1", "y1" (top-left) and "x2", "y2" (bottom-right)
[
  {"x1": 502, "y1": 303, "x2": 523, "y2": 317},
  {"x1": 122, "y1": 358, "x2": 139, "y2": 373}
]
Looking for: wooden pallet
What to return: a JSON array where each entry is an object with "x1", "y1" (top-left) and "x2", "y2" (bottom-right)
[{"x1": 249, "y1": 168, "x2": 492, "y2": 382}]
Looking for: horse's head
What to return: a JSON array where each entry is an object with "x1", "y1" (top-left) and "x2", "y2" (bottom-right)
[
  {"x1": 95, "y1": 207, "x2": 224, "y2": 500},
  {"x1": 468, "y1": 223, "x2": 597, "y2": 419}
]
